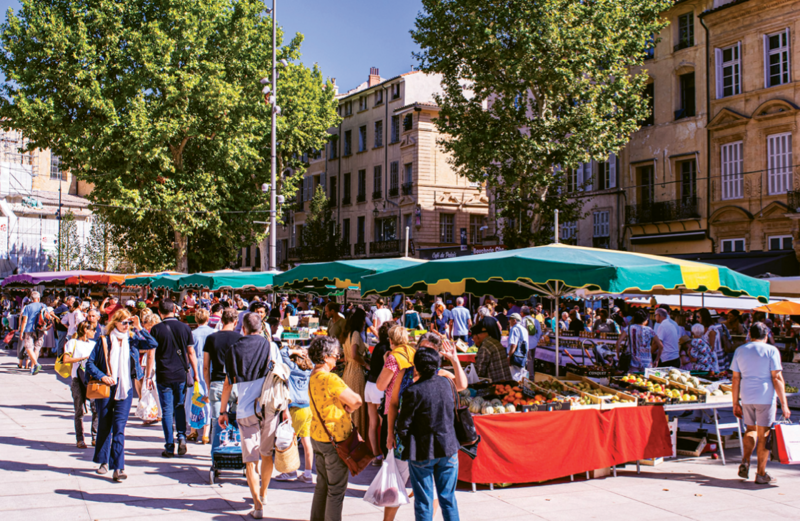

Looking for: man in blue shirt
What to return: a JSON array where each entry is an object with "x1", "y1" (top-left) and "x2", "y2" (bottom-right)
[
  {"x1": 507, "y1": 313, "x2": 528, "y2": 381},
  {"x1": 731, "y1": 322, "x2": 791, "y2": 484},
  {"x1": 18, "y1": 291, "x2": 48, "y2": 375},
  {"x1": 449, "y1": 297, "x2": 472, "y2": 343},
  {"x1": 53, "y1": 295, "x2": 73, "y2": 356}
]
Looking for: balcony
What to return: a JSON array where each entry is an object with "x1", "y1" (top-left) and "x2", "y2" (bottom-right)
[
  {"x1": 338, "y1": 243, "x2": 351, "y2": 259},
  {"x1": 295, "y1": 200, "x2": 305, "y2": 212},
  {"x1": 356, "y1": 193, "x2": 366, "y2": 203},
  {"x1": 354, "y1": 242, "x2": 367, "y2": 256},
  {"x1": 625, "y1": 197, "x2": 700, "y2": 225},
  {"x1": 370, "y1": 239, "x2": 415, "y2": 256},
  {"x1": 592, "y1": 236, "x2": 610, "y2": 249},
  {"x1": 401, "y1": 182, "x2": 413, "y2": 195},
  {"x1": 372, "y1": 190, "x2": 383, "y2": 200},
  {"x1": 287, "y1": 247, "x2": 301, "y2": 259},
  {"x1": 342, "y1": 196, "x2": 351, "y2": 205},
  {"x1": 673, "y1": 39, "x2": 693, "y2": 53},
  {"x1": 389, "y1": 186, "x2": 399, "y2": 197},
  {"x1": 328, "y1": 198, "x2": 337, "y2": 208},
  {"x1": 788, "y1": 191, "x2": 800, "y2": 212}
]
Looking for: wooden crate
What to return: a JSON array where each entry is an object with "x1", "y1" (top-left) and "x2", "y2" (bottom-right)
[
  {"x1": 566, "y1": 373, "x2": 638, "y2": 409},
  {"x1": 532, "y1": 374, "x2": 603, "y2": 410}
]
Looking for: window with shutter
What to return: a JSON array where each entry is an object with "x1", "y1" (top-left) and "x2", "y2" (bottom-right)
[
  {"x1": 593, "y1": 212, "x2": 610, "y2": 237},
  {"x1": 321, "y1": 172, "x2": 327, "y2": 197},
  {"x1": 765, "y1": 29, "x2": 790, "y2": 88},
  {"x1": 716, "y1": 43, "x2": 741, "y2": 98},
  {"x1": 767, "y1": 133, "x2": 792, "y2": 195},
  {"x1": 721, "y1": 141, "x2": 744, "y2": 200},
  {"x1": 583, "y1": 162, "x2": 593, "y2": 191},
  {"x1": 375, "y1": 120, "x2": 383, "y2": 148}
]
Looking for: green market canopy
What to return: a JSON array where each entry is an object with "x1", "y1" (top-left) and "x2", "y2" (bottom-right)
[
  {"x1": 360, "y1": 244, "x2": 769, "y2": 302},
  {"x1": 273, "y1": 258, "x2": 425, "y2": 292},
  {"x1": 178, "y1": 272, "x2": 279, "y2": 291},
  {"x1": 125, "y1": 272, "x2": 184, "y2": 287}
]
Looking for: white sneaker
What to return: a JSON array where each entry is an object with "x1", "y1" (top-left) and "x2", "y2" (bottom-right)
[
  {"x1": 250, "y1": 509, "x2": 263, "y2": 519},
  {"x1": 297, "y1": 473, "x2": 314, "y2": 484},
  {"x1": 274, "y1": 473, "x2": 295, "y2": 481}
]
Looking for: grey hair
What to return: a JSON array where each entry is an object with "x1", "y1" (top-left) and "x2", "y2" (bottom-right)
[
  {"x1": 691, "y1": 323, "x2": 705, "y2": 337},
  {"x1": 242, "y1": 312, "x2": 263, "y2": 335},
  {"x1": 521, "y1": 305, "x2": 531, "y2": 316},
  {"x1": 478, "y1": 306, "x2": 491, "y2": 317},
  {"x1": 456, "y1": 297, "x2": 464, "y2": 306},
  {"x1": 30, "y1": 291, "x2": 41, "y2": 300},
  {"x1": 416, "y1": 332, "x2": 444, "y2": 351},
  {"x1": 655, "y1": 308, "x2": 669, "y2": 319},
  {"x1": 309, "y1": 335, "x2": 340, "y2": 365}
]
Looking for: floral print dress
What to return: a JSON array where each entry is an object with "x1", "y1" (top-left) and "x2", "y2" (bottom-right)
[{"x1": 689, "y1": 337, "x2": 719, "y2": 372}]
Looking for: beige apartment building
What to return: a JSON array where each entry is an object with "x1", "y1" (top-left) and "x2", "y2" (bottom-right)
[
  {"x1": 565, "y1": 0, "x2": 800, "y2": 277},
  {"x1": 0, "y1": 129, "x2": 93, "y2": 273},
  {"x1": 244, "y1": 68, "x2": 489, "y2": 270}
]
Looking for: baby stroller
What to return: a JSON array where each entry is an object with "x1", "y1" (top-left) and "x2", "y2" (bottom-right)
[{"x1": 209, "y1": 412, "x2": 246, "y2": 484}]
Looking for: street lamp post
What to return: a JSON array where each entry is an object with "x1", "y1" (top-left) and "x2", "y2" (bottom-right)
[{"x1": 269, "y1": 0, "x2": 277, "y2": 272}]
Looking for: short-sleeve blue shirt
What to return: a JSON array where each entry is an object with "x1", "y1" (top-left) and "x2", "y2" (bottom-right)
[
  {"x1": 21, "y1": 302, "x2": 47, "y2": 333},
  {"x1": 731, "y1": 342, "x2": 783, "y2": 405},
  {"x1": 508, "y1": 323, "x2": 527, "y2": 354},
  {"x1": 451, "y1": 306, "x2": 471, "y2": 337}
]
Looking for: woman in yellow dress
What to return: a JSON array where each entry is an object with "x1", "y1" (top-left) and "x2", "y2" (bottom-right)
[{"x1": 342, "y1": 308, "x2": 369, "y2": 437}]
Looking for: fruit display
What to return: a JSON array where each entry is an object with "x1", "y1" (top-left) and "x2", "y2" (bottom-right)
[
  {"x1": 663, "y1": 368, "x2": 709, "y2": 394},
  {"x1": 623, "y1": 388, "x2": 668, "y2": 404},
  {"x1": 463, "y1": 396, "x2": 519, "y2": 415},
  {"x1": 786, "y1": 384, "x2": 799, "y2": 393}
]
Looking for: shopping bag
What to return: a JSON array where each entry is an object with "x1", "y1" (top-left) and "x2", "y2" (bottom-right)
[
  {"x1": 274, "y1": 438, "x2": 301, "y2": 474},
  {"x1": 464, "y1": 363, "x2": 480, "y2": 385},
  {"x1": 363, "y1": 453, "x2": 410, "y2": 508},
  {"x1": 136, "y1": 384, "x2": 162, "y2": 422},
  {"x1": 774, "y1": 422, "x2": 800, "y2": 464},
  {"x1": 54, "y1": 354, "x2": 72, "y2": 379},
  {"x1": 275, "y1": 419, "x2": 296, "y2": 451},
  {"x1": 189, "y1": 381, "x2": 209, "y2": 429}
]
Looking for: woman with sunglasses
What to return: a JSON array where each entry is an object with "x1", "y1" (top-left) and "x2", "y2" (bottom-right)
[{"x1": 85, "y1": 309, "x2": 158, "y2": 481}]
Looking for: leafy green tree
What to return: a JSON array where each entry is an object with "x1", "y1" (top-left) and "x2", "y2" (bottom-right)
[
  {"x1": 0, "y1": 0, "x2": 340, "y2": 271},
  {"x1": 412, "y1": 0, "x2": 671, "y2": 248},
  {"x1": 298, "y1": 185, "x2": 346, "y2": 263},
  {"x1": 83, "y1": 213, "x2": 120, "y2": 272},
  {"x1": 49, "y1": 211, "x2": 82, "y2": 271}
]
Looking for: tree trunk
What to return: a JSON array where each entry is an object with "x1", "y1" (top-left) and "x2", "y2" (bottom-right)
[{"x1": 174, "y1": 230, "x2": 189, "y2": 272}]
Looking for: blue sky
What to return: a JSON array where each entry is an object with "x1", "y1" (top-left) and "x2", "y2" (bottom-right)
[{"x1": 0, "y1": 0, "x2": 424, "y2": 92}]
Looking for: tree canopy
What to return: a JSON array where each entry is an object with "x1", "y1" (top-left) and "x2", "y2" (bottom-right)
[
  {"x1": 412, "y1": 0, "x2": 671, "y2": 248},
  {"x1": 0, "y1": 0, "x2": 340, "y2": 271}
]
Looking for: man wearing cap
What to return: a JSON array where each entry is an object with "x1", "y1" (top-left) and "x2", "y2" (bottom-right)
[
  {"x1": 507, "y1": 313, "x2": 529, "y2": 381},
  {"x1": 101, "y1": 296, "x2": 123, "y2": 316},
  {"x1": 472, "y1": 321, "x2": 512, "y2": 382}
]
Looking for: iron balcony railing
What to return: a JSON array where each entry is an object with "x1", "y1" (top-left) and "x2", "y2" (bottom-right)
[
  {"x1": 354, "y1": 242, "x2": 367, "y2": 255},
  {"x1": 401, "y1": 182, "x2": 413, "y2": 195},
  {"x1": 625, "y1": 196, "x2": 700, "y2": 225}
]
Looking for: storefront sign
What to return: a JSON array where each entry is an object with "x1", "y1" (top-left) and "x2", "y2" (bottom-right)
[
  {"x1": 472, "y1": 245, "x2": 506, "y2": 255},
  {"x1": 418, "y1": 246, "x2": 472, "y2": 260}
]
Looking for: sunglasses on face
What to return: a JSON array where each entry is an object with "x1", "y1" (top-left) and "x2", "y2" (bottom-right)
[{"x1": 120, "y1": 321, "x2": 133, "y2": 326}]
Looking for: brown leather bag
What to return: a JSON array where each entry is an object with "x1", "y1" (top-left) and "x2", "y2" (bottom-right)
[
  {"x1": 86, "y1": 337, "x2": 112, "y2": 400},
  {"x1": 309, "y1": 382, "x2": 373, "y2": 476}
]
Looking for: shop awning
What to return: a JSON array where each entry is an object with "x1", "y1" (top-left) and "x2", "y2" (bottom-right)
[
  {"x1": 273, "y1": 258, "x2": 425, "y2": 291},
  {"x1": 1, "y1": 270, "x2": 105, "y2": 287},
  {"x1": 177, "y1": 271, "x2": 280, "y2": 291},
  {"x1": 670, "y1": 251, "x2": 800, "y2": 278},
  {"x1": 124, "y1": 272, "x2": 185, "y2": 287}
]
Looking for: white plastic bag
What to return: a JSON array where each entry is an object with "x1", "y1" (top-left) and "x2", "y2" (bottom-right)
[
  {"x1": 136, "y1": 384, "x2": 162, "y2": 422},
  {"x1": 464, "y1": 363, "x2": 480, "y2": 385},
  {"x1": 275, "y1": 419, "x2": 296, "y2": 451},
  {"x1": 363, "y1": 453, "x2": 410, "y2": 508}
]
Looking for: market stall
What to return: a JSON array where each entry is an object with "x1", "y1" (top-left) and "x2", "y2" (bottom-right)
[
  {"x1": 273, "y1": 258, "x2": 424, "y2": 293},
  {"x1": 177, "y1": 271, "x2": 280, "y2": 292}
]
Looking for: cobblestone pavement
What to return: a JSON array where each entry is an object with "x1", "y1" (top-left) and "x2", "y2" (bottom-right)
[{"x1": 1, "y1": 348, "x2": 799, "y2": 521}]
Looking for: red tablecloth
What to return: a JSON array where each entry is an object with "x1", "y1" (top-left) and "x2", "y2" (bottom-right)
[{"x1": 458, "y1": 406, "x2": 672, "y2": 484}]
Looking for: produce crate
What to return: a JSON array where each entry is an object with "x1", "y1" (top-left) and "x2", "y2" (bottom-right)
[
  {"x1": 648, "y1": 375, "x2": 707, "y2": 403},
  {"x1": 608, "y1": 376, "x2": 673, "y2": 405},
  {"x1": 532, "y1": 374, "x2": 603, "y2": 410},
  {"x1": 565, "y1": 373, "x2": 638, "y2": 409},
  {"x1": 520, "y1": 379, "x2": 575, "y2": 412}
]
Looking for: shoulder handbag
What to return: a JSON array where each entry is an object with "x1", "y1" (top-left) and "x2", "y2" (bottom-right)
[
  {"x1": 447, "y1": 377, "x2": 479, "y2": 447},
  {"x1": 309, "y1": 377, "x2": 373, "y2": 476},
  {"x1": 86, "y1": 337, "x2": 112, "y2": 400}
]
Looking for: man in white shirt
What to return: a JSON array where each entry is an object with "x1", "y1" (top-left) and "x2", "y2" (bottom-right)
[
  {"x1": 373, "y1": 298, "x2": 394, "y2": 329},
  {"x1": 654, "y1": 308, "x2": 680, "y2": 367}
]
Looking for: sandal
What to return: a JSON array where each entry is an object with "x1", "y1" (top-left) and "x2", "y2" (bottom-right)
[
  {"x1": 186, "y1": 432, "x2": 198, "y2": 442},
  {"x1": 200, "y1": 436, "x2": 210, "y2": 445},
  {"x1": 77, "y1": 441, "x2": 88, "y2": 449}
]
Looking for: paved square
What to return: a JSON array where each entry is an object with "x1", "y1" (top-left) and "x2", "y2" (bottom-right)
[{"x1": 1, "y1": 349, "x2": 798, "y2": 521}]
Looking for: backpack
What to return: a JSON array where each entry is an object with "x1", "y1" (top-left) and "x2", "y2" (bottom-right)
[
  {"x1": 524, "y1": 316, "x2": 540, "y2": 337},
  {"x1": 255, "y1": 359, "x2": 292, "y2": 422},
  {"x1": 36, "y1": 307, "x2": 53, "y2": 332}
]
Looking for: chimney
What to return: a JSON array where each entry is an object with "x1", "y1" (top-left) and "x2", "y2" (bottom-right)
[
  {"x1": 368, "y1": 67, "x2": 380, "y2": 87},
  {"x1": 331, "y1": 77, "x2": 338, "y2": 95}
]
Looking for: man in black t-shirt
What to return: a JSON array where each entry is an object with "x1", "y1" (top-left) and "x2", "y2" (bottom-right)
[
  {"x1": 203, "y1": 308, "x2": 242, "y2": 452},
  {"x1": 146, "y1": 299, "x2": 198, "y2": 458}
]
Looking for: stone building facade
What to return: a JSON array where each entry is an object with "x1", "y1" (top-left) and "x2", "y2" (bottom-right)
[{"x1": 238, "y1": 68, "x2": 489, "y2": 270}]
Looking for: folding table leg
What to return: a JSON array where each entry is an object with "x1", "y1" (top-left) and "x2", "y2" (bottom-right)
[
  {"x1": 585, "y1": 471, "x2": 590, "y2": 480},
  {"x1": 636, "y1": 461, "x2": 640, "y2": 475},
  {"x1": 472, "y1": 482, "x2": 476, "y2": 493},
  {"x1": 570, "y1": 474, "x2": 574, "y2": 482},
  {"x1": 613, "y1": 466, "x2": 617, "y2": 477},
  {"x1": 713, "y1": 408, "x2": 726, "y2": 466},
  {"x1": 489, "y1": 483, "x2": 494, "y2": 491}
]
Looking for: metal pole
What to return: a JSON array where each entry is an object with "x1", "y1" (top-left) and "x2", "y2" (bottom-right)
[
  {"x1": 57, "y1": 175, "x2": 62, "y2": 271},
  {"x1": 268, "y1": 0, "x2": 277, "y2": 271},
  {"x1": 554, "y1": 209, "x2": 559, "y2": 244},
  {"x1": 405, "y1": 226, "x2": 409, "y2": 257},
  {"x1": 555, "y1": 293, "x2": 560, "y2": 377}
]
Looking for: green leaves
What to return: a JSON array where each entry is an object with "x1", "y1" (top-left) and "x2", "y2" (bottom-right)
[
  {"x1": 0, "y1": 0, "x2": 340, "y2": 271},
  {"x1": 297, "y1": 185, "x2": 346, "y2": 264},
  {"x1": 412, "y1": 0, "x2": 670, "y2": 248}
]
